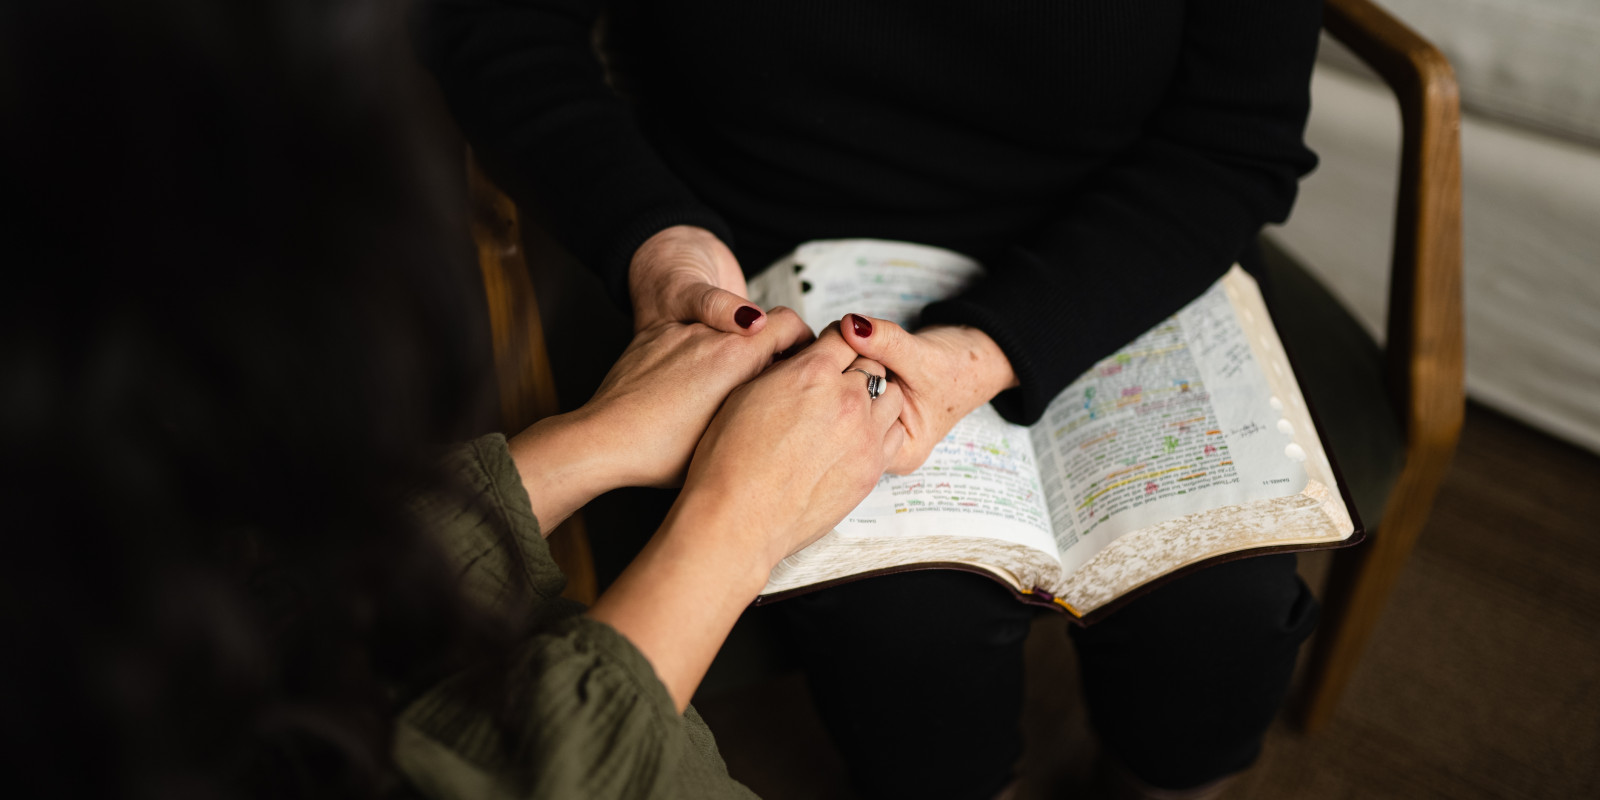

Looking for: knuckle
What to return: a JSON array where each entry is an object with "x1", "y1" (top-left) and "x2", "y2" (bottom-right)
[
  {"x1": 796, "y1": 356, "x2": 837, "y2": 385},
  {"x1": 697, "y1": 285, "x2": 728, "y2": 313},
  {"x1": 880, "y1": 331, "x2": 909, "y2": 359}
]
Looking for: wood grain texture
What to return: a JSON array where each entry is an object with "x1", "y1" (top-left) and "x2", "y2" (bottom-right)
[
  {"x1": 1296, "y1": 0, "x2": 1465, "y2": 732},
  {"x1": 468, "y1": 154, "x2": 599, "y2": 606}
]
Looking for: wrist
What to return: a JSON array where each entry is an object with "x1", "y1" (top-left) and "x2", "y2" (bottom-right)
[
  {"x1": 586, "y1": 482, "x2": 776, "y2": 711},
  {"x1": 628, "y1": 225, "x2": 715, "y2": 283},
  {"x1": 927, "y1": 324, "x2": 1021, "y2": 398},
  {"x1": 632, "y1": 224, "x2": 715, "y2": 254},
  {"x1": 507, "y1": 407, "x2": 637, "y2": 533},
  {"x1": 660, "y1": 484, "x2": 784, "y2": 590}
]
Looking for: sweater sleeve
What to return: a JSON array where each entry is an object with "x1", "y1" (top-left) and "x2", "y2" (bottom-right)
[
  {"x1": 397, "y1": 434, "x2": 756, "y2": 799},
  {"x1": 922, "y1": 0, "x2": 1322, "y2": 425},
  {"x1": 396, "y1": 616, "x2": 755, "y2": 800},
  {"x1": 415, "y1": 0, "x2": 735, "y2": 308}
]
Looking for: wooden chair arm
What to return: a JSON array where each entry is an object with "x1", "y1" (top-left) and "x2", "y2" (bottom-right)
[
  {"x1": 1295, "y1": 0, "x2": 1466, "y2": 732},
  {"x1": 468, "y1": 154, "x2": 561, "y2": 432},
  {"x1": 468, "y1": 152, "x2": 599, "y2": 605},
  {"x1": 1323, "y1": 0, "x2": 1465, "y2": 461}
]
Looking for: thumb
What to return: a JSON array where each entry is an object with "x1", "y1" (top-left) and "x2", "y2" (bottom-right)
[
  {"x1": 882, "y1": 421, "x2": 908, "y2": 467},
  {"x1": 680, "y1": 282, "x2": 766, "y2": 335},
  {"x1": 841, "y1": 313, "x2": 915, "y2": 374}
]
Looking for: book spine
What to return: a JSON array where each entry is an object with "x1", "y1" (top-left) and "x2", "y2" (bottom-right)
[{"x1": 1025, "y1": 586, "x2": 1083, "y2": 617}]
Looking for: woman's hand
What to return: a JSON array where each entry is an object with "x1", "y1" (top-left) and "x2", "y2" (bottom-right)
[
  {"x1": 508, "y1": 309, "x2": 813, "y2": 532},
  {"x1": 679, "y1": 323, "x2": 908, "y2": 565},
  {"x1": 628, "y1": 225, "x2": 765, "y2": 335},
  {"x1": 839, "y1": 313, "x2": 1019, "y2": 474},
  {"x1": 587, "y1": 311, "x2": 822, "y2": 488},
  {"x1": 589, "y1": 324, "x2": 905, "y2": 710}
]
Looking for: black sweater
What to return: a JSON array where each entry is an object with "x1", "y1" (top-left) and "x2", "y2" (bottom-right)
[{"x1": 422, "y1": 0, "x2": 1321, "y2": 425}]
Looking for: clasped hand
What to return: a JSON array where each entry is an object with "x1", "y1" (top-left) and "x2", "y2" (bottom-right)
[
  {"x1": 584, "y1": 310, "x2": 1016, "y2": 554},
  {"x1": 583, "y1": 315, "x2": 905, "y2": 561},
  {"x1": 562, "y1": 226, "x2": 1017, "y2": 562},
  {"x1": 625, "y1": 225, "x2": 1017, "y2": 478},
  {"x1": 620, "y1": 223, "x2": 1020, "y2": 483},
  {"x1": 573, "y1": 239, "x2": 1014, "y2": 713}
]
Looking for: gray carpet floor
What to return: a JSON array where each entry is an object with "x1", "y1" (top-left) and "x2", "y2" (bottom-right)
[{"x1": 696, "y1": 404, "x2": 1600, "y2": 798}]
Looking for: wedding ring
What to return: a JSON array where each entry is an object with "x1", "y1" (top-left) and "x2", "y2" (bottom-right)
[{"x1": 849, "y1": 368, "x2": 886, "y2": 400}]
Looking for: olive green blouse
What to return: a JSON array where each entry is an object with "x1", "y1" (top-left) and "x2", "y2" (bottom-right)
[{"x1": 393, "y1": 434, "x2": 758, "y2": 800}]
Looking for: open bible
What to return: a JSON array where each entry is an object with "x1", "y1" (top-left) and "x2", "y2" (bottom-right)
[{"x1": 747, "y1": 240, "x2": 1360, "y2": 624}]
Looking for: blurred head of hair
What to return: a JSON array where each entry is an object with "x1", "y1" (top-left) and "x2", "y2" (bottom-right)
[{"x1": 1, "y1": 1, "x2": 494, "y2": 795}]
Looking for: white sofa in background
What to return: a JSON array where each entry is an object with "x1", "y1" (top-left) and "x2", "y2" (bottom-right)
[{"x1": 1270, "y1": 0, "x2": 1600, "y2": 454}]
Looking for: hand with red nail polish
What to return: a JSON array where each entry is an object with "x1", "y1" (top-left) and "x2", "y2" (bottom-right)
[
  {"x1": 629, "y1": 225, "x2": 765, "y2": 336},
  {"x1": 682, "y1": 322, "x2": 906, "y2": 565},
  {"x1": 841, "y1": 314, "x2": 1019, "y2": 474},
  {"x1": 511, "y1": 307, "x2": 815, "y2": 503},
  {"x1": 585, "y1": 323, "x2": 904, "y2": 710}
]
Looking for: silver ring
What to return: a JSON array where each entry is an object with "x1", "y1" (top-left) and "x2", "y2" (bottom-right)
[{"x1": 849, "y1": 368, "x2": 885, "y2": 400}]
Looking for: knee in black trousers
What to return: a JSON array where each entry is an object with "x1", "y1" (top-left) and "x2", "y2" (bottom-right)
[
  {"x1": 779, "y1": 569, "x2": 1034, "y2": 800},
  {"x1": 779, "y1": 555, "x2": 1317, "y2": 796},
  {"x1": 1070, "y1": 553, "x2": 1320, "y2": 789}
]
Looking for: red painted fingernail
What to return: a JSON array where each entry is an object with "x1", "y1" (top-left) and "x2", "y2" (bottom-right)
[
  {"x1": 735, "y1": 306, "x2": 762, "y2": 329},
  {"x1": 849, "y1": 314, "x2": 873, "y2": 338}
]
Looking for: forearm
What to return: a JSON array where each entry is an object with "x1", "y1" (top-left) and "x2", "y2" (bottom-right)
[
  {"x1": 586, "y1": 490, "x2": 773, "y2": 712},
  {"x1": 583, "y1": 324, "x2": 904, "y2": 711}
]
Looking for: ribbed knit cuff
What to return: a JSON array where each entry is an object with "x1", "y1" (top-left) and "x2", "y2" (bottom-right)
[
  {"x1": 920, "y1": 248, "x2": 1092, "y2": 426},
  {"x1": 921, "y1": 245, "x2": 1215, "y2": 427}
]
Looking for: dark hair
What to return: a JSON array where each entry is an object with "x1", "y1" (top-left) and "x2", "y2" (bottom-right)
[{"x1": 1, "y1": 1, "x2": 496, "y2": 796}]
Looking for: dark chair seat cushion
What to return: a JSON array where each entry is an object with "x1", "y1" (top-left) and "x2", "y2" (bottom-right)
[{"x1": 1251, "y1": 234, "x2": 1406, "y2": 534}]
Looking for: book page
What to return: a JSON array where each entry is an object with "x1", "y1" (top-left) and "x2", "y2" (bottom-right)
[
  {"x1": 837, "y1": 405, "x2": 1057, "y2": 559},
  {"x1": 1047, "y1": 270, "x2": 1353, "y2": 615},
  {"x1": 749, "y1": 238, "x2": 986, "y2": 334},
  {"x1": 1030, "y1": 272, "x2": 1310, "y2": 573}
]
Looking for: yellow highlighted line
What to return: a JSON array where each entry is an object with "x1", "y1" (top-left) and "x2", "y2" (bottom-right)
[
  {"x1": 1120, "y1": 344, "x2": 1186, "y2": 359},
  {"x1": 1077, "y1": 465, "x2": 1184, "y2": 508},
  {"x1": 1080, "y1": 430, "x2": 1117, "y2": 449}
]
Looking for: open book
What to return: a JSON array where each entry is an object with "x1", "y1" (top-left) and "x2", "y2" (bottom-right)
[{"x1": 748, "y1": 240, "x2": 1360, "y2": 623}]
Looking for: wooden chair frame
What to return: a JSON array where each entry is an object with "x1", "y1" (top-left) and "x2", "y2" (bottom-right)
[
  {"x1": 467, "y1": 0, "x2": 1465, "y2": 733},
  {"x1": 1295, "y1": 0, "x2": 1464, "y2": 732},
  {"x1": 469, "y1": 158, "x2": 599, "y2": 605}
]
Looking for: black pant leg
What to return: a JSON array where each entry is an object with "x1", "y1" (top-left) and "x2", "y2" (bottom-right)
[
  {"x1": 1069, "y1": 553, "x2": 1319, "y2": 790},
  {"x1": 778, "y1": 569, "x2": 1035, "y2": 800}
]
